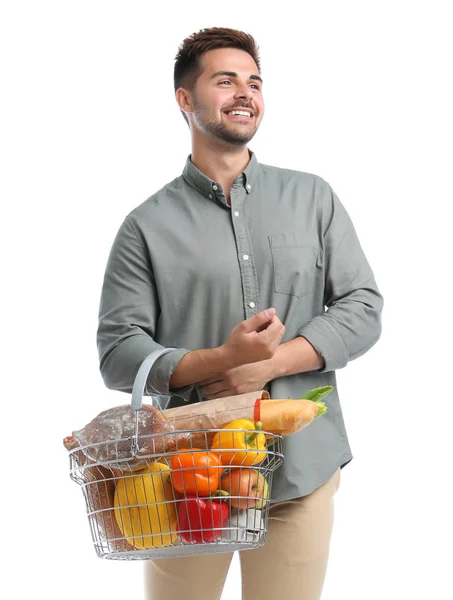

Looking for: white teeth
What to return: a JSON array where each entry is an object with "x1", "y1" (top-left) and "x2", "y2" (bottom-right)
[{"x1": 228, "y1": 110, "x2": 251, "y2": 117}]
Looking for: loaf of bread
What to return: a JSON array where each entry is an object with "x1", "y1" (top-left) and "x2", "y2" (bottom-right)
[{"x1": 71, "y1": 403, "x2": 191, "y2": 469}]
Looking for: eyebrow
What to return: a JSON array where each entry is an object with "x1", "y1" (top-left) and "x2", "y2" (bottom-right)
[{"x1": 210, "y1": 71, "x2": 263, "y2": 84}]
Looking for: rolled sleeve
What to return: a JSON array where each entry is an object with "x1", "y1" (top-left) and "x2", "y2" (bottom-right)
[
  {"x1": 147, "y1": 348, "x2": 193, "y2": 398},
  {"x1": 299, "y1": 320, "x2": 349, "y2": 372},
  {"x1": 298, "y1": 183, "x2": 383, "y2": 372}
]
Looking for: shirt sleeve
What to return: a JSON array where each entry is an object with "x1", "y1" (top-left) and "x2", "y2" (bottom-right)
[
  {"x1": 298, "y1": 182, "x2": 384, "y2": 372},
  {"x1": 97, "y1": 216, "x2": 194, "y2": 398}
]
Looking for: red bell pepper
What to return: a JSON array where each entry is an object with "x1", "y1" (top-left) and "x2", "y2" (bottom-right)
[{"x1": 177, "y1": 491, "x2": 229, "y2": 543}]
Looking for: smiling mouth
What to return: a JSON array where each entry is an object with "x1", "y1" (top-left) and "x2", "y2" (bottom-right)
[{"x1": 224, "y1": 112, "x2": 254, "y2": 121}]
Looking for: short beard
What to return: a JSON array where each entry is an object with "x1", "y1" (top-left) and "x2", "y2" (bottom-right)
[{"x1": 192, "y1": 98, "x2": 256, "y2": 146}]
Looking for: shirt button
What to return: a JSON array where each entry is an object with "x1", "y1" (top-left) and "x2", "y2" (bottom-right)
[
  {"x1": 246, "y1": 184, "x2": 252, "y2": 190},
  {"x1": 208, "y1": 194, "x2": 213, "y2": 199},
  {"x1": 249, "y1": 301, "x2": 256, "y2": 308},
  {"x1": 234, "y1": 211, "x2": 240, "y2": 217},
  {"x1": 243, "y1": 254, "x2": 249, "y2": 260},
  {"x1": 212, "y1": 185, "x2": 218, "y2": 190}
]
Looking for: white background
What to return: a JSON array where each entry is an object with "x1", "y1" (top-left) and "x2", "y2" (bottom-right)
[{"x1": 1, "y1": 1, "x2": 452, "y2": 598}]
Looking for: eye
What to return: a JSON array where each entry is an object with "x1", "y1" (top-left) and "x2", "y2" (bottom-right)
[{"x1": 219, "y1": 80, "x2": 261, "y2": 90}]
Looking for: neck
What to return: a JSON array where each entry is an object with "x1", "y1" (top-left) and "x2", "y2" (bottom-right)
[{"x1": 190, "y1": 140, "x2": 251, "y2": 193}]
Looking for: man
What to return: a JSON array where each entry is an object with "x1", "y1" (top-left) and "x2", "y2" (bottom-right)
[{"x1": 97, "y1": 27, "x2": 383, "y2": 600}]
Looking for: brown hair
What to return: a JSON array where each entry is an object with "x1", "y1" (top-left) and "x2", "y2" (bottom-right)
[{"x1": 174, "y1": 27, "x2": 261, "y2": 126}]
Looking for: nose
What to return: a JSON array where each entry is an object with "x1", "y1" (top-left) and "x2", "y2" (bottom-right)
[{"x1": 234, "y1": 82, "x2": 254, "y2": 102}]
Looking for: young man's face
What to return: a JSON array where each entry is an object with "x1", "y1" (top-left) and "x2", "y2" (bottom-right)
[{"x1": 182, "y1": 47, "x2": 265, "y2": 146}]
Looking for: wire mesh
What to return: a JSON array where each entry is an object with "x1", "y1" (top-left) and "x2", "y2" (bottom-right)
[{"x1": 69, "y1": 426, "x2": 284, "y2": 560}]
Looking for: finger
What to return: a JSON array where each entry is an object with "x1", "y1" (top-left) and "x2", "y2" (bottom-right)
[
  {"x1": 257, "y1": 317, "x2": 284, "y2": 340},
  {"x1": 255, "y1": 318, "x2": 276, "y2": 333},
  {"x1": 255, "y1": 315, "x2": 284, "y2": 334},
  {"x1": 241, "y1": 308, "x2": 276, "y2": 333}
]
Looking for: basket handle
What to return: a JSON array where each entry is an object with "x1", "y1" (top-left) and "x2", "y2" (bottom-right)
[{"x1": 131, "y1": 347, "x2": 178, "y2": 411}]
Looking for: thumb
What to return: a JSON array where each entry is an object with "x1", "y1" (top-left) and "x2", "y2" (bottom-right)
[{"x1": 243, "y1": 307, "x2": 276, "y2": 331}]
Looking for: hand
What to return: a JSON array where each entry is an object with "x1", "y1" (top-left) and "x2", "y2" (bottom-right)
[
  {"x1": 220, "y1": 308, "x2": 285, "y2": 369},
  {"x1": 198, "y1": 360, "x2": 276, "y2": 400}
]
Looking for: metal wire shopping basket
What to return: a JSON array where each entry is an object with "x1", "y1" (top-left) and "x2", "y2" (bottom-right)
[{"x1": 68, "y1": 348, "x2": 284, "y2": 560}]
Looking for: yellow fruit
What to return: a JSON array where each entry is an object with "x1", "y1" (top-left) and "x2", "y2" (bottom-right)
[{"x1": 114, "y1": 461, "x2": 178, "y2": 549}]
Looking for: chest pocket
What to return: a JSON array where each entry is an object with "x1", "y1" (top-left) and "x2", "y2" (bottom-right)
[{"x1": 268, "y1": 232, "x2": 319, "y2": 298}]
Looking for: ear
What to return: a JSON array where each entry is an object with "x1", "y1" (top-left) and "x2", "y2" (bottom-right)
[{"x1": 175, "y1": 88, "x2": 193, "y2": 114}]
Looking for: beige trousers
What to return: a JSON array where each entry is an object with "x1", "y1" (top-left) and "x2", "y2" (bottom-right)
[{"x1": 144, "y1": 467, "x2": 341, "y2": 600}]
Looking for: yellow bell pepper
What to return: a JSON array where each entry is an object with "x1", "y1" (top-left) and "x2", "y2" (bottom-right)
[
  {"x1": 114, "y1": 461, "x2": 178, "y2": 549},
  {"x1": 210, "y1": 419, "x2": 267, "y2": 466}
]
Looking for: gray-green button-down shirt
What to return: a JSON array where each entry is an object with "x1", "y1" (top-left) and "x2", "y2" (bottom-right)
[{"x1": 97, "y1": 149, "x2": 383, "y2": 502}]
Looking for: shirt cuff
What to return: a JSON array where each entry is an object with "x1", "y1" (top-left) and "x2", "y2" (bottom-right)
[
  {"x1": 146, "y1": 348, "x2": 194, "y2": 400},
  {"x1": 298, "y1": 317, "x2": 349, "y2": 373}
]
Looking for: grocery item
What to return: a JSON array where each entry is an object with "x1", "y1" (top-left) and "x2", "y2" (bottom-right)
[
  {"x1": 171, "y1": 449, "x2": 224, "y2": 496},
  {"x1": 177, "y1": 491, "x2": 229, "y2": 543},
  {"x1": 259, "y1": 398, "x2": 322, "y2": 435},
  {"x1": 71, "y1": 403, "x2": 191, "y2": 469},
  {"x1": 163, "y1": 387, "x2": 331, "y2": 438},
  {"x1": 220, "y1": 468, "x2": 268, "y2": 509},
  {"x1": 164, "y1": 391, "x2": 270, "y2": 433},
  {"x1": 210, "y1": 419, "x2": 267, "y2": 466},
  {"x1": 223, "y1": 507, "x2": 265, "y2": 542},
  {"x1": 114, "y1": 461, "x2": 178, "y2": 550}
]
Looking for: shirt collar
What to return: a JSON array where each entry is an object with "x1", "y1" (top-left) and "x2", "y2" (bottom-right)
[{"x1": 182, "y1": 149, "x2": 259, "y2": 204}]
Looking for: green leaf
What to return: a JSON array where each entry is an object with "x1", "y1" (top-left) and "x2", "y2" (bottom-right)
[
  {"x1": 313, "y1": 401, "x2": 328, "y2": 419},
  {"x1": 300, "y1": 386, "x2": 334, "y2": 403}
]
